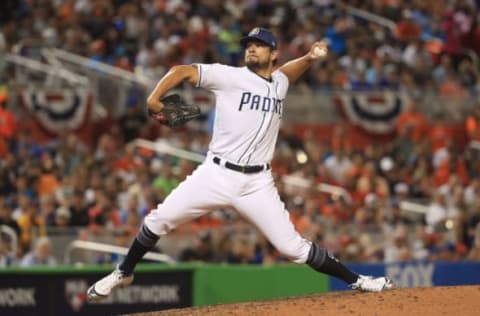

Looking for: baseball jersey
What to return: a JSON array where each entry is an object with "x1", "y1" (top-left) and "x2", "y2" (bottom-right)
[{"x1": 196, "y1": 63, "x2": 289, "y2": 165}]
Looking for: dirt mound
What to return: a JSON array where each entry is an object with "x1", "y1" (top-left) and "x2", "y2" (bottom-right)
[{"x1": 129, "y1": 286, "x2": 480, "y2": 316}]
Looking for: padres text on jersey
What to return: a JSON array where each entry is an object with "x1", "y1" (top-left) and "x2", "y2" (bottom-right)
[{"x1": 196, "y1": 63, "x2": 289, "y2": 165}]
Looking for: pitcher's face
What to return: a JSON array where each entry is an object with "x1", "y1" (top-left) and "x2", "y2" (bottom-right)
[{"x1": 244, "y1": 40, "x2": 277, "y2": 70}]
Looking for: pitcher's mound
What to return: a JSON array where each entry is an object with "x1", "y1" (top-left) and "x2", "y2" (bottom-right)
[{"x1": 129, "y1": 285, "x2": 480, "y2": 316}]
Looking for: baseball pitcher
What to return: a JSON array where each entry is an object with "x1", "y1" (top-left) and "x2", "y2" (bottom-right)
[{"x1": 87, "y1": 27, "x2": 393, "y2": 301}]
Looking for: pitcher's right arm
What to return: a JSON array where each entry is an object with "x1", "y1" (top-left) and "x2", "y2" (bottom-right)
[{"x1": 146, "y1": 65, "x2": 199, "y2": 113}]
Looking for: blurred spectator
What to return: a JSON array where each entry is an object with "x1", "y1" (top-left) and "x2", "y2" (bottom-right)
[
  {"x1": 463, "y1": 195, "x2": 480, "y2": 246},
  {"x1": 118, "y1": 95, "x2": 148, "y2": 143},
  {"x1": 395, "y1": 10, "x2": 421, "y2": 42},
  {"x1": 457, "y1": 57, "x2": 478, "y2": 92},
  {"x1": 354, "y1": 160, "x2": 389, "y2": 202},
  {"x1": 395, "y1": 97, "x2": 427, "y2": 143},
  {"x1": 88, "y1": 191, "x2": 121, "y2": 234},
  {"x1": 384, "y1": 225, "x2": 413, "y2": 263},
  {"x1": 96, "y1": 229, "x2": 131, "y2": 266},
  {"x1": 326, "y1": 16, "x2": 350, "y2": 56},
  {"x1": 0, "y1": 235, "x2": 15, "y2": 267},
  {"x1": 434, "y1": 150, "x2": 470, "y2": 187},
  {"x1": 0, "y1": 197, "x2": 20, "y2": 236},
  {"x1": 467, "y1": 223, "x2": 480, "y2": 260},
  {"x1": 354, "y1": 193, "x2": 381, "y2": 229},
  {"x1": 321, "y1": 195, "x2": 352, "y2": 226},
  {"x1": 288, "y1": 196, "x2": 311, "y2": 235},
  {"x1": 152, "y1": 161, "x2": 179, "y2": 198},
  {"x1": 37, "y1": 153, "x2": 60, "y2": 199},
  {"x1": 464, "y1": 178, "x2": 480, "y2": 207},
  {"x1": 16, "y1": 200, "x2": 47, "y2": 254},
  {"x1": 339, "y1": 45, "x2": 367, "y2": 82},
  {"x1": 428, "y1": 113, "x2": 454, "y2": 162},
  {"x1": 39, "y1": 194, "x2": 57, "y2": 226},
  {"x1": 365, "y1": 57, "x2": 386, "y2": 88},
  {"x1": 330, "y1": 123, "x2": 353, "y2": 152},
  {"x1": 68, "y1": 190, "x2": 89, "y2": 227},
  {"x1": 0, "y1": 160, "x2": 16, "y2": 198},
  {"x1": 465, "y1": 105, "x2": 480, "y2": 142},
  {"x1": 439, "y1": 70, "x2": 467, "y2": 97},
  {"x1": 433, "y1": 54, "x2": 454, "y2": 85},
  {"x1": 179, "y1": 231, "x2": 215, "y2": 262},
  {"x1": 20, "y1": 236, "x2": 57, "y2": 267},
  {"x1": 217, "y1": 16, "x2": 242, "y2": 65},
  {"x1": 0, "y1": 86, "x2": 15, "y2": 157},
  {"x1": 402, "y1": 39, "x2": 432, "y2": 70},
  {"x1": 112, "y1": 143, "x2": 143, "y2": 175},
  {"x1": 54, "y1": 206, "x2": 71, "y2": 228},
  {"x1": 441, "y1": 9, "x2": 465, "y2": 64},
  {"x1": 214, "y1": 233, "x2": 251, "y2": 263},
  {"x1": 384, "y1": 198, "x2": 412, "y2": 228},
  {"x1": 411, "y1": 225, "x2": 429, "y2": 261},
  {"x1": 94, "y1": 133, "x2": 118, "y2": 162},
  {"x1": 119, "y1": 193, "x2": 142, "y2": 231},
  {"x1": 426, "y1": 190, "x2": 459, "y2": 232},
  {"x1": 324, "y1": 147, "x2": 352, "y2": 184}
]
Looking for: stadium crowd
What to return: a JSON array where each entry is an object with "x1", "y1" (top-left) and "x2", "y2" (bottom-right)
[
  {"x1": 1, "y1": 0, "x2": 480, "y2": 267},
  {"x1": 2, "y1": 0, "x2": 480, "y2": 95}
]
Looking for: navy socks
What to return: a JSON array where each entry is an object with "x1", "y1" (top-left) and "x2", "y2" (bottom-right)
[
  {"x1": 306, "y1": 243, "x2": 358, "y2": 284},
  {"x1": 118, "y1": 224, "x2": 159, "y2": 275}
]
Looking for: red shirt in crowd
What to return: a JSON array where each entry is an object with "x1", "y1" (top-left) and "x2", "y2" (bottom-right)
[{"x1": 396, "y1": 111, "x2": 428, "y2": 142}]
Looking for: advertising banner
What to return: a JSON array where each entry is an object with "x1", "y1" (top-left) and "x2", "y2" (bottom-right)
[
  {"x1": 329, "y1": 261, "x2": 480, "y2": 291},
  {"x1": 0, "y1": 270, "x2": 192, "y2": 316}
]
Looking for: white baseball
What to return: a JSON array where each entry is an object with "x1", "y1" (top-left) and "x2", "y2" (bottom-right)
[{"x1": 313, "y1": 46, "x2": 326, "y2": 57}]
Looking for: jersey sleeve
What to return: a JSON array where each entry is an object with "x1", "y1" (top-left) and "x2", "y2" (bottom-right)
[
  {"x1": 272, "y1": 69, "x2": 290, "y2": 97},
  {"x1": 195, "y1": 63, "x2": 228, "y2": 91}
]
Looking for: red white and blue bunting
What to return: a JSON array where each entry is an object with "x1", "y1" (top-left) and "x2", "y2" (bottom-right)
[
  {"x1": 335, "y1": 92, "x2": 408, "y2": 134},
  {"x1": 18, "y1": 89, "x2": 92, "y2": 135}
]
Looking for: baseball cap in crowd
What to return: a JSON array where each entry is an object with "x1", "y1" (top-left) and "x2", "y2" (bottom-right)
[{"x1": 240, "y1": 27, "x2": 278, "y2": 50}]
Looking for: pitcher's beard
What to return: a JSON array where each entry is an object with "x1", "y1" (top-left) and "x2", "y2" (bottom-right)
[{"x1": 246, "y1": 60, "x2": 269, "y2": 72}]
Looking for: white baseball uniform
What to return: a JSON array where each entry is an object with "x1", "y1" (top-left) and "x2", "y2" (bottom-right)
[{"x1": 144, "y1": 64, "x2": 312, "y2": 264}]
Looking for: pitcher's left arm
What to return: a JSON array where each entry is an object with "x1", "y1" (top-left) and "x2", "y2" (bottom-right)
[{"x1": 278, "y1": 40, "x2": 328, "y2": 84}]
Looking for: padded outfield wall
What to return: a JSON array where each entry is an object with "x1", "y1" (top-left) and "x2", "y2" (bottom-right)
[
  {"x1": 0, "y1": 264, "x2": 328, "y2": 316},
  {"x1": 1, "y1": 262, "x2": 479, "y2": 315}
]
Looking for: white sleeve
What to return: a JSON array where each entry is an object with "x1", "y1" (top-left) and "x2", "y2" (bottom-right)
[
  {"x1": 273, "y1": 69, "x2": 290, "y2": 95},
  {"x1": 195, "y1": 63, "x2": 228, "y2": 91}
]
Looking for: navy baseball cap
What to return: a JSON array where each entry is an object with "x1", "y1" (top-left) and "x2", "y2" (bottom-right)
[{"x1": 240, "y1": 27, "x2": 278, "y2": 50}]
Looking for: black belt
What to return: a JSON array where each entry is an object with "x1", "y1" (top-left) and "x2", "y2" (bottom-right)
[{"x1": 213, "y1": 157, "x2": 270, "y2": 174}]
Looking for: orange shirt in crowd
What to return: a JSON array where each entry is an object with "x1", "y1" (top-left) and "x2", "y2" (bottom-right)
[
  {"x1": 113, "y1": 157, "x2": 142, "y2": 171},
  {"x1": 428, "y1": 124, "x2": 453, "y2": 153},
  {"x1": 0, "y1": 93, "x2": 16, "y2": 157},
  {"x1": 396, "y1": 112, "x2": 427, "y2": 142},
  {"x1": 0, "y1": 139, "x2": 7, "y2": 158},
  {"x1": 439, "y1": 80, "x2": 466, "y2": 97},
  {"x1": 270, "y1": 161, "x2": 290, "y2": 176},
  {"x1": 37, "y1": 173, "x2": 60, "y2": 197},
  {"x1": 395, "y1": 21, "x2": 421, "y2": 41},
  {"x1": 321, "y1": 202, "x2": 352, "y2": 223},
  {"x1": 0, "y1": 106, "x2": 16, "y2": 140},
  {"x1": 331, "y1": 136, "x2": 353, "y2": 151},
  {"x1": 290, "y1": 213, "x2": 311, "y2": 235},
  {"x1": 435, "y1": 158, "x2": 469, "y2": 186},
  {"x1": 355, "y1": 174, "x2": 389, "y2": 201},
  {"x1": 17, "y1": 213, "x2": 47, "y2": 252},
  {"x1": 466, "y1": 116, "x2": 480, "y2": 141}
]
